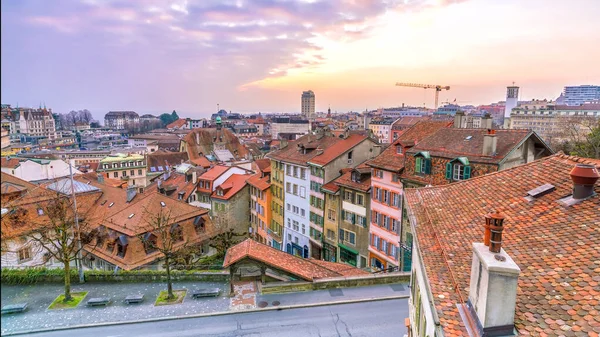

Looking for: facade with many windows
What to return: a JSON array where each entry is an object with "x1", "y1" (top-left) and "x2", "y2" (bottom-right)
[
  {"x1": 97, "y1": 153, "x2": 147, "y2": 191},
  {"x1": 248, "y1": 172, "x2": 271, "y2": 246},
  {"x1": 269, "y1": 160, "x2": 285, "y2": 250}
]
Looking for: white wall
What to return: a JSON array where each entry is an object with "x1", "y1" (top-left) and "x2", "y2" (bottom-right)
[
  {"x1": 1, "y1": 235, "x2": 66, "y2": 269},
  {"x1": 282, "y1": 162, "x2": 311, "y2": 256},
  {"x1": 8, "y1": 159, "x2": 80, "y2": 182}
]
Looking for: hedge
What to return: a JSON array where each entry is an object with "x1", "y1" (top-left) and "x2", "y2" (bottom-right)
[{"x1": 1, "y1": 268, "x2": 228, "y2": 285}]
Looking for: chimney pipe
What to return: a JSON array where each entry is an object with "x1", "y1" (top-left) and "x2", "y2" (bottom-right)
[
  {"x1": 569, "y1": 164, "x2": 599, "y2": 199},
  {"x1": 488, "y1": 211, "x2": 505, "y2": 253}
]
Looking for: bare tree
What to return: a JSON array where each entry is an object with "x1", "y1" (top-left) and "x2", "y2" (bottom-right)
[
  {"x1": 138, "y1": 207, "x2": 187, "y2": 300},
  {"x1": 553, "y1": 116, "x2": 600, "y2": 158},
  {"x1": 209, "y1": 228, "x2": 246, "y2": 258},
  {"x1": 5, "y1": 190, "x2": 100, "y2": 302}
]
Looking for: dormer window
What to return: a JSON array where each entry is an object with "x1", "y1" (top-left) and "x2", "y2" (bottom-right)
[
  {"x1": 351, "y1": 172, "x2": 361, "y2": 183},
  {"x1": 446, "y1": 157, "x2": 471, "y2": 181},
  {"x1": 414, "y1": 152, "x2": 431, "y2": 175},
  {"x1": 216, "y1": 189, "x2": 224, "y2": 196},
  {"x1": 395, "y1": 145, "x2": 402, "y2": 154}
]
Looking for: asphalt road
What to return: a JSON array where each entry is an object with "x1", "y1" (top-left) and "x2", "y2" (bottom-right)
[{"x1": 22, "y1": 299, "x2": 408, "y2": 337}]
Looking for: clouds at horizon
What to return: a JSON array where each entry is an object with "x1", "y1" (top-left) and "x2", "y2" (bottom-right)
[{"x1": 2, "y1": 0, "x2": 599, "y2": 120}]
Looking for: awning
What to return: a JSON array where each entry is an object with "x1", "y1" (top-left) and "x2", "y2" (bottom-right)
[
  {"x1": 414, "y1": 151, "x2": 430, "y2": 159},
  {"x1": 338, "y1": 243, "x2": 359, "y2": 255},
  {"x1": 451, "y1": 157, "x2": 470, "y2": 166}
]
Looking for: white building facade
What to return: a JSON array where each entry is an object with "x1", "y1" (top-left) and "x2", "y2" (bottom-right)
[{"x1": 282, "y1": 162, "x2": 311, "y2": 258}]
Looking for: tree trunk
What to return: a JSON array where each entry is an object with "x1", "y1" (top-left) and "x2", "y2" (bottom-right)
[
  {"x1": 63, "y1": 261, "x2": 72, "y2": 302},
  {"x1": 165, "y1": 256, "x2": 174, "y2": 300}
]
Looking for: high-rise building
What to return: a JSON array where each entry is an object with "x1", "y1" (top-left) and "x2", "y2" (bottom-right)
[
  {"x1": 563, "y1": 85, "x2": 600, "y2": 106},
  {"x1": 301, "y1": 90, "x2": 315, "y2": 119},
  {"x1": 503, "y1": 85, "x2": 519, "y2": 128}
]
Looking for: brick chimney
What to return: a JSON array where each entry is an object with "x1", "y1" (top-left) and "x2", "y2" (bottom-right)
[
  {"x1": 465, "y1": 211, "x2": 520, "y2": 337},
  {"x1": 569, "y1": 164, "x2": 599, "y2": 199},
  {"x1": 482, "y1": 129, "x2": 497, "y2": 156}
]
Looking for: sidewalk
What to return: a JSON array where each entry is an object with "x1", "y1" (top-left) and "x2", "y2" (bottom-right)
[{"x1": 0, "y1": 281, "x2": 409, "y2": 335}]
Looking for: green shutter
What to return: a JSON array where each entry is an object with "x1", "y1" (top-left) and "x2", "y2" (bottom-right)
[
  {"x1": 415, "y1": 157, "x2": 422, "y2": 173},
  {"x1": 341, "y1": 210, "x2": 346, "y2": 220},
  {"x1": 362, "y1": 216, "x2": 367, "y2": 227},
  {"x1": 445, "y1": 162, "x2": 452, "y2": 180},
  {"x1": 464, "y1": 165, "x2": 472, "y2": 179},
  {"x1": 424, "y1": 159, "x2": 432, "y2": 174},
  {"x1": 351, "y1": 213, "x2": 356, "y2": 224}
]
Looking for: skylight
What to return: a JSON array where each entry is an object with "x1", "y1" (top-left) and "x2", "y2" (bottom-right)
[
  {"x1": 465, "y1": 136, "x2": 473, "y2": 141},
  {"x1": 160, "y1": 201, "x2": 166, "y2": 207},
  {"x1": 101, "y1": 200, "x2": 107, "y2": 206},
  {"x1": 128, "y1": 213, "x2": 135, "y2": 219},
  {"x1": 109, "y1": 202, "x2": 114, "y2": 207}
]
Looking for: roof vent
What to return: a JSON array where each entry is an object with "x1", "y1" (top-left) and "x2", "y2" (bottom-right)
[
  {"x1": 570, "y1": 164, "x2": 599, "y2": 200},
  {"x1": 524, "y1": 183, "x2": 555, "y2": 201}
]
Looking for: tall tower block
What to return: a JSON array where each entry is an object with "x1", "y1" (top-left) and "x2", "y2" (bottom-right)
[
  {"x1": 301, "y1": 90, "x2": 315, "y2": 119},
  {"x1": 503, "y1": 85, "x2": 519, "y2": 128}
]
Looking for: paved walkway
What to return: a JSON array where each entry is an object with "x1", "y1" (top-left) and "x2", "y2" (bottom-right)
[{"x1": 0, "y1": 281, "x2": 410, "y2": 335}]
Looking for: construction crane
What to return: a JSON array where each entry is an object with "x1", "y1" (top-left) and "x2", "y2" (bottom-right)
[{"x1": 395, "y1": 82, "x2": 451, "y2": 109}]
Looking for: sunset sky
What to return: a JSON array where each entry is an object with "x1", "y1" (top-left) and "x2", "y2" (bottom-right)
[{"x1": 2, "y1": 0, "x2": 599, "y2": 121}]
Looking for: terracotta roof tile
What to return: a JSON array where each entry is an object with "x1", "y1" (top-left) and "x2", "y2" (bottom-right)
[
  {"x1": 1, "y1": 157, "x2": 20, "y2": 169},
  {"x1": 147, "y1": 151, "x2": 189, "y2": 170},
  {"x1": 267, "y1": 134, "x2": 343, "y2": 165},
  {"x1": 321, "y1": 182, "x2": 340, "y2": 193},
  {"x1": 333, "y1": 162, "x2": 372, "y2": 192},
  {"x1": 407, "y1": 128, "x2": 548, "y2": 164},
  {"x1": 397, "y1": 120, "x2": 452, "y2": 144},
  {"x1": 224, "y1": 239, "x2": 368, "y2": 281},
  {"x1": 309, "y1": 134, "x2": 371, "y2": 166},
  {"x1": 211, "y1": 174, "x2": 251, "y2": 200},
  {"x1": 199, "y1": 165, "x2": 230, "y2": 181},
  {"x1": 404, "y1": 153, "x2": 600, "y2": 336},
  {"x1": 247, "y1": 174, "x2": 270, "y2": 191},
  {"x1": 181, "y1": 128, "x2": 248, "y2": 160},
  {"x1": 166, "y1": 119, "x2": 187, "y2": 129},
  {"x1": 367, "y1": 139, "x2": 405, "y2": 172},
  {"x1": 190, "y1": 156, "x2": 211, "y2": 168}
]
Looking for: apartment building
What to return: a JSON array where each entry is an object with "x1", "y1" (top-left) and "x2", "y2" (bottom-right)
[
  {"x1": 104, "y1": 111, "x2": 139, "y2": 130},
  {"x1": 248, "y1": 171, "x2": 271, "y2": 245},
  {"x1": 97, "y1": 153, "x2": 147, "y2": 191},
  {"x1": 269, "y1": 159, "x2": 285, "y2": 250}
]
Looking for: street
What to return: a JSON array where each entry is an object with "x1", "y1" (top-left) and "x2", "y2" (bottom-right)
[{"x1": 22, "y1": 299, "x2": 408, "y2": 337}]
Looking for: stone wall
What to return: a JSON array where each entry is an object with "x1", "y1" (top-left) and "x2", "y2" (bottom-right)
[
  {"x1": 261, "y1": 272, "x2": 410, "y2": 294},
  {"x1": 403, "y1": 155, "x2": 498, "y2": 186}
]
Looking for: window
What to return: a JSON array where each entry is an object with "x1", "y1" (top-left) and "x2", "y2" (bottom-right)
[
  {"x1": 300, "y1": 186, "x2": 306, "y2": 198},
  {"x1": 17, "y1": 246, "x2": 32, "y2": 262},
  {"x1": 300, "y1": 209, "x2": 306, "y2": 217},
  {"x1": 286, "y1": 182, "x2": 291, "y2": 192},
  {"x1": 37, "y1": 208, "x2": 44, "y2": 215},
  {"x1": 414, "y1": 154, "x2": 431, "y2": 175},
  {"x1": 301, "y1": 168, "x2": 306, "y2": 179},
  {"x1": 122, "y1": 171, "x2": 127, "y2": 177},
  {"x1": 373, "y1": 169, "x2": 383, "y2": 179},
  {"x1": 114, "y1": 172, "x2": 118, "y2": 178},
  {"x1": 293, "y1": 221, "x2": 299, "y2": 231},
  {"x1": 347, "y1": 151, "x2": 353, "y2": 160},
  {"x1": 301, "y1": 224, "x2": 306, "y2": 234},
  {"x1": 286, "y1": 165, "x2": 291, "y2": 175},
  {"x1": 446, "y1": 159, "x2": 471, "y2": 181},
  {"x1": 381, "y1": 240, "x2": 387, "y2": 253},
  {"x1": 130, "y1": 170, "x2": 135, "y2": 176},
  {"x1": 138, "y1": 169, "x2": 142, "y2": 175},
  {"x1": 328, "y1": 209, "x2": 336, "y2": 221},
  {"x1": 293, "y1": 184, "x2": 298, "y2": 195},
  {"x1": 356, "y1": 194, "x2": 364, "y2": 206},
  {"x1": 293, "y1": 166, "x2": 298, "y2": 177},
  {"x1": 344, "y1": 191, "x2": 353, "y2": 202},
  {"x1": 339, "y1": 229, "x2": 356, "y2": 245},
  {"x1": 287, "y1": 203, "x2": 291, "y2": 211},
  {"x1": 392, "y1": 174, "x2": 399, "y2": 182},
  {"x1": 396, "y1": 145, "x2": 402, "y2": 154},
  {"x1": 327, "y1": 229, "x2": 335, "y2": 240}
]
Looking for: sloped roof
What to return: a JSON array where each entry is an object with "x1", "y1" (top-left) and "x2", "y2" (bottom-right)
[
  {"x1": 397, "y1": 120, "x2": 452, "y2": 144},
  {"x1": 367, "y1": 139, "x2": 405, "y2": 172},
  {"x1": 167, "y1": 119, "x2": 187, "y2": 129},
  {"x1": 309, "y1": 134, "x2": 371, "y2": 166},
  {"x1": 189, "y1": 156, "x2": 211, "y2": 168},
  {"x1": 247, "y1": 174, "x2": 270, "y2": 191},
  {"x1": 404, "y1": 153, "x2": 600, "y2": 336},
  {"x1": 199, "y1": 165, "x2": 230, "y2": 181},
  {"x1": 333, "y1": 162, "x2": 371, "y2": 192},
  {"x1": 147, "y1": 151, "x2": 189, "y2": 171},
  {"x1": 407, "y1": 128, "x2": 551, "y2": 164},
  {"x1": 321, "y1": 182, "x2": 340, "y2": 194},
  {"x1": 253, "y1": 158, "x2": 271, "y2": 173},
  {"x1": 267, "y1": 134, "x2": 342, "y2": 165},
  {"x1": 224, "y1": 239, "x2": 369, "y2": 281},
  {"x1": 1, "y1": 157, "x2": 20, "y2": 169},
  {"x1": 211, "y1": 174, "x2": 251, "y2": 200},
  {"x1": 46, "y1": 178, "x2": 101, "y2": 195},
  {"x1": 181, "y1": 128, "x2": 248, "y2": 161}
]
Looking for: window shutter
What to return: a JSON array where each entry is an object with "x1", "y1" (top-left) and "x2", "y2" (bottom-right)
[
  {"x1": 464, "y1": 165, "x2": 472, "y2": 179},
  {"x1": 424, "y1": 159, "x2": 432, "y2": 174},
  {"x1": 362, "y1": 216, "x2": 367, "y2": 227},
  {"x1": 341, "y1": 210, "x2": 346, "y2": 219},
  {"x1": 351, "y1": 213, "x2": 356, "y2": 224},
  {"x1": 415, "y1": 157, "x2": 422, "y2": 173},
  {"x1": 445, "y1": 162, "x2": 452, "y2": 180}
]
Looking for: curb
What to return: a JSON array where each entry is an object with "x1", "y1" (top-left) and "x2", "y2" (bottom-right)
[{"x1": 2, "y1": 295, "x2": 409, "y2": 336}]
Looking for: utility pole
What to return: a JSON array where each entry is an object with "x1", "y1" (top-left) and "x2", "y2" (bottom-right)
[{"x1": 68, "y1": 157, "x2": 85, "y2": 283}]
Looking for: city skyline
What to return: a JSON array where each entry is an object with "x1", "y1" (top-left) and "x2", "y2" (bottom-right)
[{"x1": 2, "y1": 0, "x2": 600, "y2": 122}]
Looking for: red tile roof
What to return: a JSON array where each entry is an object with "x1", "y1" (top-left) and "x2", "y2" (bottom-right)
[
  {"x1": 253, "y1": 158, "x2": 271, "y2": 173},
  {"x1": 309, "y1": 134, "x2": 371, "y2": 166},
  {"x1": 147, "y1": 151, "x2": 189, "y2": 170},
  {"x1": 267, "y1": 134, "x2": 343, "y2": 165},
  {"x1": 404, "y1": 153, "x2": 600, "y2": 336},
  {"x1": 321, "y1": 182, "x2": 340, "y2": 194},
  {"x1": 211, "y1": 174, "x2": 251, "y2": 200},
  {"x1": 333, "y1": 162, "x2": 371, "y2": 192},
  {"x1": 189, "y1": 156, "x2": 211, "y2": 168},
  {"x1": 181, "y1": 128, "x2": 248, "y2": 160},
  {"x1": 367, "y1": 139, "x2": 405, "y2": 172},
  {"x1": 224, "y1": 239, "x2": 369, "y2": 281},
  {"x1": 199, "y1": 165, "x2": 230, "y2": 181},
  {"x1": 1, "y1": 157, "x2": 21, "y2": 169},
  {"x1": 166, "y1": 119, "x2": 187, "y2": 129},
  {"x1": 397, "y1": 120, "x2": 452, "y2": 144},
  {"x1": 407, "y1": 128, "x2": 550, "y2": 164},
  {"x1": 246, "y1": 174, "x2": 270, "y2": 191}
]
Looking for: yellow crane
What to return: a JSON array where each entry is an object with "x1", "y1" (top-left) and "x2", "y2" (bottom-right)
[{"x1": 395, "y1": 82, "x2": 451, "y2": 109}]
